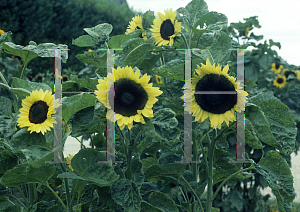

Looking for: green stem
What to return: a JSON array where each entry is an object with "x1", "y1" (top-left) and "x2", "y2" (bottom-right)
[
  {"x1": 206, "y1": 129, "x2": 217, "y2": 212},
  {"x1": 0, "y1": 71, "x2": 9, "y2": 86},
  {"x1": 179, "y1": 186, "x2": 191, "y2": 212},
  {"x1": 75, "y1": 137, "x2": 86, "y2": 148},
  {"x1": 180, "y1": 32, "x2": 189, "y2": 50},
  {"x1": 211, "y1": 164, "x2": 255, "y2": 201},
  {"x1": 58, "y1": 163, "x2": 72, "y2": 212},
  {"x1": 181, "y1": 175, "x2": 204, "y2": 212},
  {"x1": 126, "y1": 127, "x2": 132, "y2": 180},
  {"x1": 20, "y1": 63, "x2": 28, "y2": 80},
  {"x1": 45, "y1": 182, "x2": 67, "y2": 211},
  {"x1": 192, "y1": 130, "x2": 198, "y2": 182},
  {"x1": 8, "y1": 194, "x2": 27, "y2": 209},
  {"x1": 16, "y1": 186, "x2": 29, "y2": 208},
  {"x1": 21, "y1": 185, "x2": 28, "y2": 202},
  {"x1": 0, "y1": 141, "x2": 12, "y2": 150},
  {"x1": 28, "y1": 183, "x2": 35, "y2": 206}
]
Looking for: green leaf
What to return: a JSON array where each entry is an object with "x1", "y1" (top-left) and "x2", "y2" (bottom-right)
[
  {"x1": 144, "y1": 163, "x2": 187, "y2": 183},
  {"x1": 19, "y1": 145, "x2": 53, "y2": 163},
  {"x1": 84, "y1": 23, "x2": 113, "y2": 38},
  {"x1": 258, "y1": 54, "x2": 273, "y2": 70},
  {"x1": 110, "y1": 179, "x2": 142, "y2": 212},
  {"x1": 1, "y1": 162, "x2": 56, "y2": 186},
  {"x1": 192, "y1": 31, "x2": 231, "y2": 64},
  {"x1": 248, "y1": 93, "x2": 297, "y2": 155},
  {"x1": 70, "y1": 75, "x2": 99, "y2": 92},
  {"x1": 177, "y1": 0, "x2": 209, "y2": 27},
  {"x1": 269, "y1": 39, "x2": 281, "y2": 50},
  {"x1": 197, "y1": 11, "x2": 228, "y2": 31},
  {"x1": 124, "y1": 43, "x2": 154, "y2": 67},
  {"x1": 71, "y1": 148, "x2": 119, "y2": 187},
  {"x1": 10, "y1": 128, "x2": 47, "y2": 150},
  {"x1": 0, "y1": 150, "x2": 18, "y2": 175},
  {"x1": 245, "y1": 118, "x2": 264, "y2": 149},
  {"x1": 76, "y1": 51, "x2": 107, "y2": 69},
  {"x1": 11, "y1": 77, "x2": 52, "y2": 94},
  {"x1": 62, "y1": 81, "x2": 80, "y2": 92},
  {"x1": 188, "y1": 25, "x2": 212, "y2": 38},
  {"x1": 61, "y1": 93, "x2": 96, "y2": 124},
  {"x1": 142, "y1": 10, "x2": 155, "y2": 26},
  {"x1": 141, "y1": 201, "x2": 164, "y2": 212},
  {"x1": 0, "y1": 96, "x2": 12, "y2": 118},
  {"x1": 152, "y1": 59, "x2": 185, "y2": 81},
  {"x1": 9, "y1": 88, "x2": 31, "y2": 100},
  {"x1": 72, "y1": 35, "x2": 94, "y2": 47},
  {"x1": 0, "y1": 114, "x2": 18, "y2": 138},
  {"x1": 108, "y1": 29, "x2": 144, "y2": 49},
  {"x1": 253, "y1": 150, "x2": 296, "y2": 212},
  {"x1": 57, "y1": 172, "x2": 86, "y2": 181},
  {"x1": 130, "y1": 153, "x2": 145, "y2": 190},
  {"x1": 148, "y1": 192, "x2": 179, "y2": 212},
  {"x1": 141, "y1": 157, "x2": 158, "y2": 173},
  {"x1": 71, "y1": 101, "x2": 106, "y2": 137}
]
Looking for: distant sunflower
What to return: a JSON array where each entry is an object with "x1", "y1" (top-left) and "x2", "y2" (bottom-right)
[
  {"x1": 150, "y1": 8, "x2": 181, "y2": 46},
  {"x1": 271, "y1": 63, "x2": 283, "y2": 74},
  {"x1": 0, "y1": 29, "x2": 4, "y2": 36},
  {"x1": 17, "y1": 89, "x2": 60, "y2": 135},
  {"x1": 94, "y1": 66, "x2": 163, "y2": 130},
  {"x1": 62, "y1": 74, "x2": 69, "y2": 82},
  {"x1": 125, "y1": 15, "x2": 147, "y2": 40},
  {"x1": 282, "y1": 69, "x2": 296, "y2": 80},
  {"x1": 156, "y1": 75, "x2": 163, "y2": 84},
  {"x1": 273, "y1": 75, "x2": 286, "y2": 88},
  {"x1": 181, "y1": 58, "x2": 249, "y2": 130},
  {"x1": 295, "y1": 70, "x2": 300, "y2": 80}
]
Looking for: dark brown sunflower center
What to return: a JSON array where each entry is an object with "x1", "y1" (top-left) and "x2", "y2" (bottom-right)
[
  {"x1": 63, "y1": 76, "x2": 69, "y2": 81},
  {"x1": 277, "y1": 78, "x2": 283, "y2": 84},
  {"x1": 285, "y1": 71, "x2": 296, "y2": 79},
  {"x1": 160, "y1": 19, "x2": 174, "y2": 40},
  {"x1": 275, "y1": 63, "x2": 280, "y2": 69},
  {"x1": 135, "y1": 26, "x2": 144, "y2": 38},
  {"x1": 194, "y1": 74, "x2": 236, "y2": 114},
  {"x1": 29, "y1": 100, "x2": 49, "y2": 124},
  {"x1": 111, "y1": 78, "x2": 148, "y2": 117}
]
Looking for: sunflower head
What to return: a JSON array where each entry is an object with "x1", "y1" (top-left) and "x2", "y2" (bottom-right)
[
  {"x1": 282, "y1": 69, "x2": 296, "y2": 80},
  {"x1": 62, "y1": 74, "x2": 69, "y2": 82},
  {"x1": 17, "y1": 89, "x2": 60, "y2": 135},
  {"x1": 156, "y1": 75, "x2": 163, "y2": 84},
  {"x1": 271, "y1": 63, "x2": 283, "y2": 74},
  {"x1": 181, "y1": 58, "x2": 249, "y2": 130},
  {"x1": 125, "y1": 15, "x2": 147, "y2": 40},
  {"x1": 0, "y1": 29, "x2": 4, "y2": 36},
  {"x1": 273, "y1": 75, "x2": 286, "y2": 88},
  {"x1": 95, "y1": 66, "x2": 163, "y2": 130},
  {"x1": 295, "y1": 70, "x2": 300, "y2": 80},
  {"x1": 150, "y1": 8, "x2": 181, "y2": 46}
]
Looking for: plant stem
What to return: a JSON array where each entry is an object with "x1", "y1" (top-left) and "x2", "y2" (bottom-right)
[
  {"x1": 58, "y1": 163, "x2": 72, "y2": 212},
  {"x1": 126, "y1": 127, "x2": 132, "y2": 180},
  {"x1": 180, "y1": 32, "x2": 190, "y2": 50},
  {"x1": 21, "y1": 185, "x2": 28, "y2": 203},
  {"x1": 75, "y1": 137, "x2": 86, "y2": 148},
  {"x1": 0, "y1": 71, "x2": 9, "y2": 86},
  {"x1": 45, "y1": 182, "x2": 67, "y2": 211},
  {"x1": 28, "y1": 183, "x2": 35, "y2": 206},
  {"x1": 206, "y1": 129, "x2": 217, "y2": 212},
  {"x1": 20, "y1": 63, "x2": 28, "y2": 80},
  {"x1": 181, "y1": 175, "x2": 204, "y2": 212},
  {"x1": 16, "y1": 186, "x2": 29, "y2": 208},
  {"x1": 179, "y1": 186, "x2": 191, "y2": 212},
  {"x1": 8, "y1": 194, "x2": 27, "y2": 209},
  {"x1": 211, "y1": 164, "x2": 255, "y2": 201},
  {"x1": 192, "y1": 130, "x2": 198, "y2": 182}
]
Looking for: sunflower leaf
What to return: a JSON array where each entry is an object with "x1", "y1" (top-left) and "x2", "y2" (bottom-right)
[
  {"x1": 70, "y1": 75, "x2": 98, "y2": 92},
  {"x1": 147, "y1": 192, "x2": 179, "y2": 212},
  {"x1": 142, "y1": 10, "x2": 155, "y2": 27},
  {"x1": 11, "y1": 77, "x2": 52, "y2": 95},
  {"x1": 108, "y1": 29, "x2": 144, "y2": 49},
  {"x1": 0, "y1": 96, "x2": 12, "y2": 118},
  {"x1": 10, "y1": 128, "x2": 47, "y2": 150},
  {"x1": 76, "y1": 51, "x2": 107, "y2": 69},
  {"x1": 252, "y1": 150, "x2": 296, "y2": 212},
  {"x1": 196, "y1": 11, "x2": 228, "y2": 31},
  {"x1": 84, "y1": 23, "x2": 113, "y2": 38},
  {"x1": 247, "y1": 93, "x2": 297, "y2": 155},
  {"x1": 188, "y1": 25, "x2": 211, "y2": 39},
  {"x1": 124, "y1": 43, "x2": 154, "y2": 67},
  {"x1": 61, "y1": 93, "x2": 96, "y2": 124},
  {"x1": 152, "y1": 59, "x2": 184, "y2": 81},
  {"x1": 72, "y1": 35, "x2": 94, "y2": 47},
  {"x1": 71, "y1": 148, "x2": 119, "y2": 187}
]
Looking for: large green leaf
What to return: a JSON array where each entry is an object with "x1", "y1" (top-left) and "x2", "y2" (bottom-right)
[
  {"x1": 192, "y1": 31, "x2": 231, "y2": 65},
  {"x1": 248, "y1": 93, "x2": 297, "y2": 155},
  {"x1": 72, "y1": 35, "x2": 94, "y2": 47},
  {"x1": 197, "y1": 11, "x2": 228, "y2": 31},
  {"x1": 76, "y1": 51, "x2": 107, "y2": 69},
  {"x1": 110, "y1": 179, "x2": 142, "y2": 212},
  {"x1": 253, "y1": 150, "x2": 296, "y2": 212},
  {"x1": 0, "y1": 96, "x2": 12, "y2": 118},
  {"x1": 148, "y1": 192, "x2": 179, "y2": 212},
  {"x1": 11, "y1": 77, "x2": 52, "y2": 95},
  {"x1": 0, "y1": 113, "x2": 18, "y2": 139},
  {"x1": 61, "y1": 93, "x2": 96, "y2": 124},
  {"x1": 108, "y1": 29, "x2": 144, "y2": 49},
  {"x1": 124, "y1": 43, "x2": 155, "y2": 68},
  {"x1": 0, "y1": 150, "x2": 18, "y2": 175},
  {"x1": 10, "y1": 128, "x2": 47, "y2": 150},
  {"x1": 71, "y1": 148, "x2": 119, "y2": 187},
  {"x1": 129, "y1": 153, "x2": 144, "y2": 190},
  {"x1": 84, "y1": 23, "x2": 113, "y2": 38},
  {"x1": 152, "y1": 59, "x2": 185, "y2": 81}
]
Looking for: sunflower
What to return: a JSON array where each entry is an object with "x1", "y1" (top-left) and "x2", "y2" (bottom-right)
[
  {"x1": 94, "y1": 66, "x2": 163, "y2": 130},
  {"x1": 181, "y1": 58, "x2": 249, "y2": 130},
  {"x1": 282, "y1": 69, "x2": 296, "y2": 80},
  {"x1": 61, "y1": 74, "x2": 69, "y2": 82},
  {"x1": 17, "y1": 89, "x2": 60, "y2": 135},
  {"x1": 125, "y1": 15, "x2": 147, "y2": 40},
  {"x1": 271, "y1": 63, "x2": 283, "y2": 74},
  {"x1": 66, "y1": 154, "x2": 74, "y2": 171},
  {"x1": 156, "y1": 75, "x2": 163, "y2": 84},
  {"x1": 295, "y1": 70, "x2": 300, "y2": 80},
  {"x1": 150, "y1": 8, "x2": 181, "y2": 46},
  {"x1": 0, "y1": 29, "x2": 4, "y2": 36},
  {"x1": 273, "y1": 75, "x2": 286, "y2": 88}
]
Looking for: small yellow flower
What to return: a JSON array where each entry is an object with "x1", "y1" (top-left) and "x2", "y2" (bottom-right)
[
  {"x1": 273, "y1": 75, "x2": 286, "y2": 88},
  {"x1": 185, "y1": 28, "x2": 189, "y2": 33},
  {"x1": 88, "y1": 49, "x2": 92, "y2": 52},
  {"x1": 293, "y1": 206, "x2": 296, "y2": 209},
  {"x1": 151, "y1": 52, "x2": 158, "y2": 55},
  {"x1": 0, "y1": 29, "x2": 4, "y2": 36},
  {"x1": 245, "y1": 27, "x2": 249, "y2": 37},
  {"x1": 156, "y1": 75, "x2": 163, "y2": 84},
  {"x1": 66, "y1": 154, "x2": 74, "y2": 171},
  {"x1": 56, "y1": 191, "x2": 59, "y2": 194},
  {"x1": 57, "y1": 185, "x2": 62, "y2": 188}
]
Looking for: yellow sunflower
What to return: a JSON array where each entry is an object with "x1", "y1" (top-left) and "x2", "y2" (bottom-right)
[
  {"x1": 180, "y1": 58, "x2": 249, "y2": 130},
  {"x1": 282, "y1": 69, "x2": 296, "y2": 80},
  {"x1": 94, "y1": 66, "x2": 163, "y2": 130},
  {"x1": 66, "y1": 154, "x2": 74, "y2": 171},
  {"x1": 156, "y1": 75, "x2": 163, "y2": 84},
  {"x1": 295, "y1": 70, "x2": 300, "y2": 80},
  {"x1": 273, "y1": 75, "x2": 286, "y2": 88},
  {"x1": 17, "y1": 89, "x2": 60, "y2": 135},
  {"x1": 150, "y1": 8, "x2": 181, "y2": 46},
  {"x1": 0, "y1": 29, "x2": 4, "y2": 36},
  {"x1": 61, "y1": 74, "x2": 69, "y2": 82},
  {"x1": 271, "y1": 63, "x2": 283, "y2": 74},
  {"x1": 125, "y1": 15, "x2": 147, "y2": 40}
]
